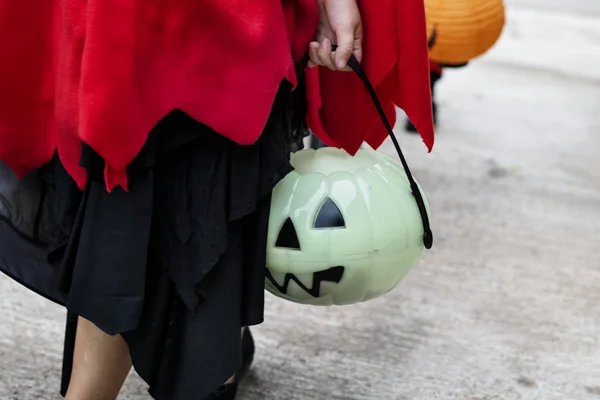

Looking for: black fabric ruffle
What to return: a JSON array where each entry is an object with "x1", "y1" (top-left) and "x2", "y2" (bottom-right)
[{"x1": 0, "y1": 81, "x2": 307, "y2": 399}]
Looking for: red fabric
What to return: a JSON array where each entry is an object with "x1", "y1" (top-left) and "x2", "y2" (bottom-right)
[
  {"x1": 0, "y1": 0, "x2": 433, "y2": 191},
  {"x1": 307, "y1": 0, "x2": 435, "y2": 154}
]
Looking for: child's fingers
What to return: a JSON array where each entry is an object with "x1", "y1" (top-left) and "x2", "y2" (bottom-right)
[
  {"x1": 308, "y1": 42, "x2": 322, "y2": 67},
  {"x1": 317, "y1": 38, "x2": 336, "y2": 70}
]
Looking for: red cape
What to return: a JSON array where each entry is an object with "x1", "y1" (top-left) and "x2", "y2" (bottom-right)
[{"x1": 0, "y1": 0, "x2": 433, "y2": 191}]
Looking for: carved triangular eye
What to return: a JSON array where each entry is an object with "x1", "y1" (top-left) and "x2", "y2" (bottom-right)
[
  {"x1": 276, "y1": 218, "x2": 301, "y2": 250},
  {"x1": 314, "y1": 198, "x2": 345, "y2": 229}
]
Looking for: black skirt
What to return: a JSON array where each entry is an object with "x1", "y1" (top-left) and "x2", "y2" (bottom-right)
[{"x1": 0, "y1": 82, "x2": 308, "y2": 399}]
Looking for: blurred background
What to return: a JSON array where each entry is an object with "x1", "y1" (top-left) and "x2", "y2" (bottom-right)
[{"x1": 1, "y1": 0, "x2": 599, "y2": 399}]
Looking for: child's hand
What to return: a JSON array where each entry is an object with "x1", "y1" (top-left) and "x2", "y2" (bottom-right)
[{"x1": 308, "y1": 0, "x2": 363, "y2": 71}]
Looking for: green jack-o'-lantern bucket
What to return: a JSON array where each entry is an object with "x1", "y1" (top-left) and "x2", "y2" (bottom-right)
[{"x1": 266, "y1": 56, "x2": 433, "y2": 306}]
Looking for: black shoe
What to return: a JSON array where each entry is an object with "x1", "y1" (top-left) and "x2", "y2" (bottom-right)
[
  {"x1": 211, "y1": 383, "x2": 238, "y2": 400},
  {"x1": 208, "y1": 328, "x2": 255, "y2": 399}
]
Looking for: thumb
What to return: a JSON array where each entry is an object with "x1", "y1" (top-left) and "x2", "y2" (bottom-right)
[{"x1": 334, "y1": 24, "x2": 358, "y2": 69}]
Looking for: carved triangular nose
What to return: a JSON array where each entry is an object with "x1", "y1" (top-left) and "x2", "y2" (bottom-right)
[
  {"x1": 276, "y1": 218, "x2": 301, "y2": 250},
  {"x1": 314, "y1": 198, "x2": 345, "y2": 229}
]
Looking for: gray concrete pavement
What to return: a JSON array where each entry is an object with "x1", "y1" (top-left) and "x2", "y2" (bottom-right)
[{"x1": 2, "y1": 1, "x2": 600, "y2": 399}]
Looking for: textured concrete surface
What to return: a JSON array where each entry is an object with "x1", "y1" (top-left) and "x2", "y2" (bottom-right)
[{"x1": 2, "y1": 1, "x2": 600, "y2": 399}]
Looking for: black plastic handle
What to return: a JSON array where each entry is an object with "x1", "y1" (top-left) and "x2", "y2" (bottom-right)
[{"x1": 302, "y1": 49, "x2": 433, "y2": 249}]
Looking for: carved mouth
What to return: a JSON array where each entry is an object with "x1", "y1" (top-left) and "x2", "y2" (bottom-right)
[{"x1": 265, "y1": 266, "x2": 345, "y2": 298}]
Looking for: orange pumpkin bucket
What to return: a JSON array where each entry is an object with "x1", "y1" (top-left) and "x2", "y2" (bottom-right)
[{"x1": 425, "y1": 0, "x2": 506, "y2": 66}]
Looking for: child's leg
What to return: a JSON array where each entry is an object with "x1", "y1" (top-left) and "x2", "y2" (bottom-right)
[
  {"x1": 405, "y1": 62, "x2": 442, "y2": 132},
  {"x1": 225, "y1": 328, "x2": 246, "y2": 384},
  {"x1": 65, "y1": 317, "x2": 132, "y2": 400}
]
